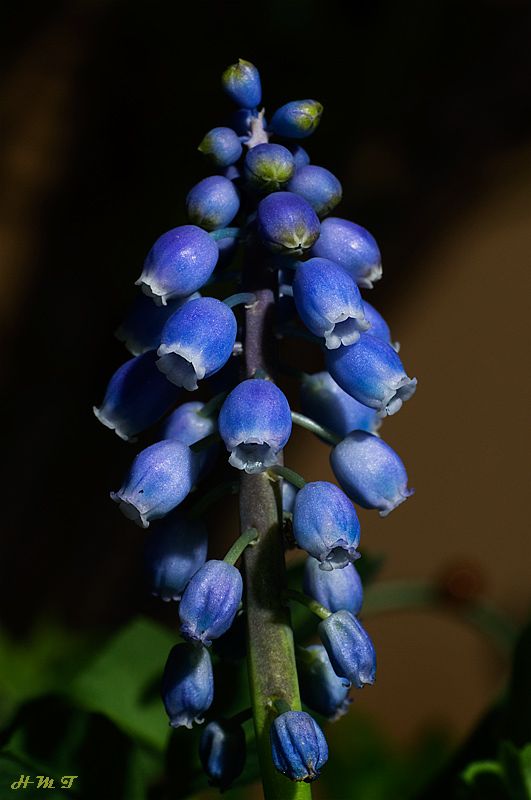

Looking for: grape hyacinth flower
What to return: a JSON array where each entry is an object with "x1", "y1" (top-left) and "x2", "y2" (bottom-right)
[
  {"x1": 218, "y1": 379, "x2": 292, "y2": 473},
  {"x1": 161, "y1": 643, "x2": 214, "y2": 728},
  {"x1": 312, "y1": 217, "x2": 382, "y2": 288},
  {"x1": 331, "y1": 430, "x2": 414, "y2": 515},
  {"x1": 300, "y1": 371, "x2": 381, "y2": 438},
  {"x1": 244, "y1": 143, "x2": 295, "y2": 192},
  {"x1": 303, "y1": 556, "x2": 363, "y2": 615},
  {"x1": 327, "y1": 332, "x2": 417, "y2": 416},
  {"x1": 93, "y1": 350, "x2": 180, "y2": 441},
  {"x1": 297, "y1": 645, "x2": 351, "y2": 720},
  {"x1": 293, "y1": 481, "x2": 360, "y2": 569},
  {"x1": 156, "y1": 297, "x2": 237, "y2": 390},
  {"x1": 270, "y1": 100, "x2": 323, "y2": 139},
  {"x1": 257, "y1": 192, "x2": 320, "y2": 255},
  {"x1": 179, "y1": 560, "x2": 243, "y2": 646},
  {"x1": 270, "y1": 711, "x2": 328, "y2": 782},
  {"x1": 115, "y1": 292, "x2": 199, "y2": 356},
  {"x1": 287, "y1": 165, "x2": 342, "y2": 217},
  {"x1": 199, "y1": 720, "x2": 247, "y2": 790},
  {"x1": 186, "y1": 175, "x2": 240, "y2": 231},
  {"x1": 110, "y1": 440, "x2": 197, "y2": 527},
  {"x1": 97, "y1": 58, "x2": 418, "y2": 795},
  {"x1": 293, "y1": 257, "x2": 369, "y2": 349},
  {"x1": 136, "y1": 225, "x2": 219, "y2": 305},
  {"x1": 198, "y1": 127, "x2": 243, "y2": 167},
  {"x1": 144, "y1": 512, "x2": 208, "y2": 601},
  {"x1": 318, "y1": 610, "x2": 377, "y2": 689}
]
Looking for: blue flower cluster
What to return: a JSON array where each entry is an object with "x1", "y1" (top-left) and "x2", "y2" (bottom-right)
[{"x1": 95, "y1": 58, "x2": 417, "y2": 791}]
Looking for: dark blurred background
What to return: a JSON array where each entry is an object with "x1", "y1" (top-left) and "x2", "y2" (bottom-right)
[{"x1": 1, "y1": 0, "x2": 530, "y2": 797}]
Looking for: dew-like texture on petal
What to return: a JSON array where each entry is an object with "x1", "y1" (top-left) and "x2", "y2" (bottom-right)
[
  {"x1": 186, "y1": 176, "x2": 240, "y2": 231},
  {"x1": 270, "y1": 711, "x2": 328, "y2": 782},
  {"x1": 293, "y1": 481, "x2": 360, "y2": 569},
  {"x1": 179, "y1": 560, "x2": 243, "y2": 646},
  {"x1": 136, "y1": 225, "x2": 219, "y2": 305},
  {"x1": 161, "y1": 643, "x2": 214, "y2": 728},
  {"x1": 300, "y1": 371, "x2": 381, "y2": 438},
  {"x1": 244, "y1": 143, "x2": 295, "y2": 192},
  {"x1": 198, "y1": 127, "x2": 243, "y2": 167},
  {"x1": 287, "y1": 165, "x2": 342, "y2": 217},
  {"x1": 330, "y1": 430, "x2": 414, "y2": 516},
  {"x1": 218, "y1": 379, "x2": 292, "y2": 474},
  {"x1": 115, "y1": 292, "x2": 199, "y2": 356},
  {"x1": 144, "y1": 512, "x2": 208, "y2": 601},
  {"x1": 326, "y1": 333, "x2": 417, "y2": 416},
  {"x1": 303, "y1": 556, "x2": 363, "y2": 615},
  {"x1": 257, "y1": 192, "x2": 320, "y2": 255},
  {"x1": 293, "y1": 258, "x2": 368, "y2": 349},
  {"x1": 156, "y1": 297, "x2": 237, "y2": 390},
  {"x1": 311, "y1": 217, "x2": 382, "y2": 288},
  {"x1": 93, "y1": 350, "x2": 180, "y2": 441},
  {"x1": 110, "y1": 439, "x2": 197, "y2": 528},
  {"x1": 270, "y1": 100, "x2": 323, "y2": 139},
  {"x1": 297, "y1": 644, "x2": 351, "y2": 720},
  {"x1": 199, "y1": 720, "x2": 246, "y2": 790},
  {"x1": 222, "y1": 59, "x2": 262, "y2": 108},
  {"x1": 318, "y1": 610, "x2": 376, "y2": 688}
]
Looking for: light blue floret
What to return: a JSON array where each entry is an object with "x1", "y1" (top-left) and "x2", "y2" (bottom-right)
[
  {"x1": 270, "y1": 711, "x2": 328, "y2": 782},
  {"x1": 293, "y1": 481, "x2": 360, "y2": 569},
  {"x1": 179, "y1": 560, "x2": 243, "y2": 646},
  {"x1": 161, "y1": 643, "x2": 214, "y2": 729},
  {"x1": 300, "y1": 371, "x2": 381, "y2": 438},
  {"x1": 318, "y1": 610, "x2": 376, "y2": 688},
  {"x1": 311, "y1": 217, "x2": 382, "y2": 288},
  {"x1": 144, "y1": 512, "x2": 208, "y2": 601},
  {"x1": 303, "y1": 556, "x2": 363, "y2": 615}
]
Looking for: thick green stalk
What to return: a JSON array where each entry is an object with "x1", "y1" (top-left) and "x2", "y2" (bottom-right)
[{"x1": 241, "y1": 284, "x2": 311, "y2": 800}]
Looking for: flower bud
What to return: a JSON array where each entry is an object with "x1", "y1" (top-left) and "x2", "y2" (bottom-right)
[
  {"x1": 297, "y1": 645, "x2": 351, "y2": 720},
  {"x1": 198, "y1": 127, "x2": 242, "y2": 167},
  {"x1": 218, "y1": 379, "x2": 292, "y2": 473},
  {"x1": 330, "y1": 430, "x2": 414, "y2": 516},
  {"x1": 303, "y1": 556, "x2": 363, "y2": 615},
  {"x1": 311, "y1": 217, "x2": 382, "y2": 288},
  {"x1": 244, "y1": 143, "x2": 295, "y2": 192},
  {"x1": 318, "y1": 610, "x2": 376, "y2": 688},
  {"x1": 144, "y1": 512, "x2": 208, "y2": 601},
  {"x1": 157, "y1": 297, "x2": 237, "y2": 390},
  {"x1": 94, "y1": 351, "x2": 180, "y2": 441},
  {"x1": 287, "y1": 165, "x2": 342, "y2": 217},
  {"x1": 110, "y1": 440, "x2": 197, "y2": 527},
  {"x1": 282, "y1": 480, "x2": 298, "y2": 515},
  {"x1": 257, "y1": 191, "x2": 320, "y2": 255},
  {"x1": 300, "y1": 371, "x2": 381, "y2": 438},
  {"x1": 222, "y1": 59, "x2": 262, "y2": 108},
  {"x1": 326, "y1": 333, "x2": 417, "y2": 416},
  {"x1": 199, "y1": 719, "x2": 246, "y2": 790},
  {"x1": 179, "y1": 560, "x2": 243, "y2": 646},
  {"x1": 136, "y1": 225, "x2": 219, "y2": 305},
  {"x1": 288, "y1": 144, "x2": 310, "y2": 169},
  {"x1": 293, "y1": 257, "x2": 368, "y2": 349},
  {"x1": 293, "y1": 481, "x2": 360, "y2": 569},
  {"x1": 270, "y1": 100, "x2": 323, "y2": 139},
  {"x1": 161, "y1": 401, "x2": 218, "y2": 479},
  {"x1": 270, "y1": 711, "x2": 328, "y2": 782},
  {"x1": 161, "y1": 642, "x2": 213, "y2": 728},
  {"x1": 186, "y1": 176, "x2": 240, "y2": 231},
  {"x1": 115, "y1": 292, "x2": 199, "y2": 356}
]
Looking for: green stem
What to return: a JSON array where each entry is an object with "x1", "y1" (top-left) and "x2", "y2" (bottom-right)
[
  {"x1": 187, "y1": 480, "x2": 239, "y2": 521},
  {"x1": 291, "y1": 411, "x2": 341, "y2": 446},
  {"x1": 224, "y1": 527, "x2": 259, "y2": 565},
  {"x1": 209, "y1": 226, "x2": 241, "y2": 241},
  {"x1": 241, "y1": 280, "x2": 310, "y2": 800},
  {"x1": 224, "y1": 292, "x2": 257, "y2": 309},
  {"x1": 269, "y1": 464, "x2": 307, "y2": 490},
  {"x1": 362, "y1": 580, "x2": 517, "y2": 655},
  {"x1": 285, "y1": 589, "x2": 331, "y2": 620}
]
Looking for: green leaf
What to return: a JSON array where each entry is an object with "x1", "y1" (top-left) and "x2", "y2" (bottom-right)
[{"x1": 69, "y1": 617, "x2": 176, "y2": 750}]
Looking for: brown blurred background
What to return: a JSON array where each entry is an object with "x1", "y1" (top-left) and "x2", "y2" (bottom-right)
[{"x1": 0, "y1": 0, "x2": 530, "y2": 769}]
